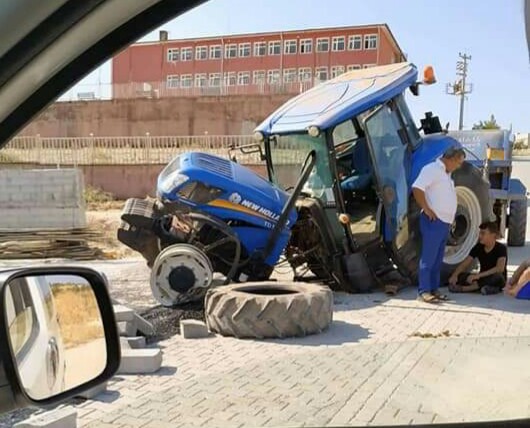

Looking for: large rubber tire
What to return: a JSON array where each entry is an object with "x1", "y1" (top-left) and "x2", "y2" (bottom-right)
[
  {"x1": 440, "y1": 162, "x2": 493, "y2": 281},
  {"x1": 507, "y1": 198, "x2": 527, "y2": 247},
  {"x1": 205, "y1": 282, "x2": 333, "y2": 339}
]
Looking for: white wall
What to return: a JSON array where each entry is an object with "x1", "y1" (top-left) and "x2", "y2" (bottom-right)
[{"x1": 0, "y1": 169, "x2": 86, "y2": 230}]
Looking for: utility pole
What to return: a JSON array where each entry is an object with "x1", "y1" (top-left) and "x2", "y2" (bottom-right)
[{"x1": 446, "y1": 52, "x2": 473, "y2": 130}]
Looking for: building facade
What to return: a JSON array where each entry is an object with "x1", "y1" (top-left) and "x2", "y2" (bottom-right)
[{"x1": 112, "y1": 24, "x2": 405, "y2": 99}]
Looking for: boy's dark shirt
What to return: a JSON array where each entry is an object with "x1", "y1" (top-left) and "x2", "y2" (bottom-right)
[{"x1": 469, "y1": 242, "x2": 508, "y2": 279}]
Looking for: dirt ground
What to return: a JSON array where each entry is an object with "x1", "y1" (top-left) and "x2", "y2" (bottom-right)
[{"x1": 86, "y1": 207, "x2": 136, "y2": 259}]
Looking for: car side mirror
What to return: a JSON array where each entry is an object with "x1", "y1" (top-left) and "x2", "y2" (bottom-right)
[{"x1": 0, "y1": 267, "x2": 120, "y2": 413}]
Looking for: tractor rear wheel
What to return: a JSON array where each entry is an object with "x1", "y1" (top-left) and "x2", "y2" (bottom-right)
[
  {"x1": 205, "y1": 282, "x2": 333, "y2": 339},
  {"x1": 441, "y1": 163, "x2": 493, "y2": 280},
  {"x1": 507, "y1": 198, "x2": 527, "y2": 247}
]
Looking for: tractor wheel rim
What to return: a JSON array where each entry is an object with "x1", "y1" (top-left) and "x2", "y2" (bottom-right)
[{"x1": 443, "y1": 186, "x2": 481, "y2": 265}]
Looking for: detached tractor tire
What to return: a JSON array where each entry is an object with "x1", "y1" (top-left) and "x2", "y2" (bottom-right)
[
  {"x1": 441, "y1": 162, "x2": 493, "y2": 281},
  {"x1": 205, "y1": 282, "x2": 333, "y2": 339},
  {"x1": 507, "y1": 198, "x2": 527, "y2": 247}
]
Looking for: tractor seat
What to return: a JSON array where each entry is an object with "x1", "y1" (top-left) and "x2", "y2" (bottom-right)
[{"x1": 340, "y1": 138, "x2": 373, "y2": 192}]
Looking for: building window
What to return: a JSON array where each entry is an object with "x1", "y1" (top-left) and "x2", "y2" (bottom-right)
[
  {"x1": 166, "y1": 75, "x2": 179, "y2": 88},
  {"x1": 283, "y1": 68, "x2": 297, "y2": 83},
  {"x1": 225, "y1": 44, "x2": 237, "y2": 58},
  {"x1": 298, "y1": 67, "x2": 312, "y2": 82},
  {"x1": 209, "y1": 73, "x2": 221, "y2": 87},
  {"x1": 315, "y1": 66, "x2": 328, "y2": 81},
  {"x1": 253, "y1": 70, "x2": 266, "y2": 84},
  {"x1": 284, "y1": 40, "x2": 297, "y2": 55},
  {"x1": 347, "y1": 64, "x2": 362, "y2": 71},
  {"x1": 363, "y1": 64, "x2": 377, "y2": 68},
  {"x1": 195, "y1": 74, "x2": 207, "y2": 87},
  {"x1": 316, "y1": 38, "x2": 330, "y2": 52},
  {"x1": 167, "y1": 48, "x2": 179, "y2": 62},
  {"x1": 268, "y1": 41, "x2": 281, "y2": 56},
  {"x1": 210, "y1": 45, "x2": 222, "y2": 59},
  {"x1": 332, "y1": 36, "x2": 345, "y2": 51},
  {"x1": 224, "y1": 72, "x2": 237, "y2": 86},
  {"x1": 300, "y1": 39, "x2": 313, "y2": 54},
  {"x1": 180, "y1": 74, "x2": 193, "y2": 87},
  {"x1": 331, "y1": 65, "x2": 345, "y2": 78},
  {"x1": 348, "y1": 35, "x2": 362, "y2": 50},
  {"x1": 364, "y1": 34, "x2": 378, "y2": 50},
  {"x1": 180, "y1": 47, "x2": 192, "y2": 61},
  {"x1": 254, "y1": 41, "x2": 266, "y2": 56},
  {"x1": 237, "y1": 71, "x2": 250, "y2": 85},
  {"x1": 267, "y1": 69, "x2": 281, "y2": 84},
  {"x1": 239, "y1": 43, "x2": 251, "y2": 57},
  {"x1": 195, "y1": 46, "x2": 208, "y2": 60}
]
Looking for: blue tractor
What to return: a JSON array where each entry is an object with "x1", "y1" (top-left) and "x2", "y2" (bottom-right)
[{"x1": 118, "y1": 62, "x2": 498, "y2": 306}]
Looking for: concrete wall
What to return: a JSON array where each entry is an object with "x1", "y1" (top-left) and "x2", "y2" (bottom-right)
[
  {"x1": 3, "y1": 163, "x2": 270, "y2": 200},
  {"x1": 0, "y1": 169, "x2": 86, "y2": 230},
  {"x1": 19, "y1": 95, "x2": 292, "y2": 137}
]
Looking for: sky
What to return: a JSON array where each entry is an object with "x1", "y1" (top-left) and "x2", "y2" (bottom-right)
[{"x1": 69, "y1": 0, "x2": 530, "y2": 132}]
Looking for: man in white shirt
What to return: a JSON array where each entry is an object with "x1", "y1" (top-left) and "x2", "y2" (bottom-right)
[{"x1": 412, "y1": 146, "x2": 466, "y2": 303}]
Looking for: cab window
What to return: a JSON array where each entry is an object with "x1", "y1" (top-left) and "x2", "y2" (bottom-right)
[
  {"x1": 332, "y1": 119, "x2": 358, "y2": 146},
  {"x1": 396, "y1": 94, "x2": 421, "y2": 147}
]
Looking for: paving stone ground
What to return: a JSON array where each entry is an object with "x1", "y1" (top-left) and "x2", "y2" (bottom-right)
[{"x1": 4, "y1": 265, "x2": 527, "y2": 428}]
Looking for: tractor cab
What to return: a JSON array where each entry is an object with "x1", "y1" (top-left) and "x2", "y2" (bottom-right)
[{"x1": 254, "y1": 63, "x2": 467, "y2": 291}]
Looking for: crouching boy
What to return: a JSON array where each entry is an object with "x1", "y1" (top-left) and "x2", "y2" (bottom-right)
[{"x1": 448, "y1": 222, "x2": 507, "y2": 295}]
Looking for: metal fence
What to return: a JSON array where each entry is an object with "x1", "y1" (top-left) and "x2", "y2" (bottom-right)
[
  {"x1": 58, "y1": 81, "x2": 315, "y2": 102},
  {"x1": 1, "y1": 135, "x2": 258, "y2": 165}
]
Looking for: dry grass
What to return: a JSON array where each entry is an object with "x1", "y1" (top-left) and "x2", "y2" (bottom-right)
[
  {"x1": 51, "y1": 284, "x2": 104, "y2": 349},
  {"x1": 84, "y1": 186, "x2": 124, "y2": 211}
]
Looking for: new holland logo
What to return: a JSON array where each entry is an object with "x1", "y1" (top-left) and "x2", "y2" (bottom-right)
[
  {"x1": 240, "y1": 199, "x2": 280, "y2": 222},
  {"x1": 228, "y1": 192, "x2": 242, "y2": 204}
]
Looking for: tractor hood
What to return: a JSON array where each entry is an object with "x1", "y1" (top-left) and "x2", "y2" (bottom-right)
[
  {"x1": 0, "y1": 0, "x2": 206, "y2": 148},
  {"x1": 255, "y1": 62, "x2": 418, "y2": 135}
]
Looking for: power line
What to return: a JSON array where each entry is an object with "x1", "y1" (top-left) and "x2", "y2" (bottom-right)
[{"x1": 446, "y1": 52, "x2": 473, "y2": 130}]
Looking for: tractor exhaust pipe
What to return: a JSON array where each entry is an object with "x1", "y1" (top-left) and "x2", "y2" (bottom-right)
[{"x1": 262, "y1": 150, "x2": 317, "y2": 259}]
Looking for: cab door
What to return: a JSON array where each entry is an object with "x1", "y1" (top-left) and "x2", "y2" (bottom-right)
[{"x1": 362, "y1": 101, "x2": 416, "y2": 273}]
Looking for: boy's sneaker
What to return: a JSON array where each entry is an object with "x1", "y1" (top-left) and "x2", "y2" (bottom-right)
[{"x1": 481, "y1": 285, "x2": 500, "y2": 295}]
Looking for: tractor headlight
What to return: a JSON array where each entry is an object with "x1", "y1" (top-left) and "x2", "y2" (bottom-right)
[
  {"x1": 159, "y1": 172, "x2": 189, "y2": 194},
  {"x1": 253, "y1": 131, "x2": 265, "y2": 142},
  {"x1": 308, "y1": 126, "x2": 320, "y2": 137}
]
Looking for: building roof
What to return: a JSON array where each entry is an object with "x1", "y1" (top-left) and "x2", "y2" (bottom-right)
[
  {"x1": 133, "y1": 23, "x2": 404, "y2": 57},
  {"x1": 255, "y1": 62, "x2": 417, "y2": 135}
]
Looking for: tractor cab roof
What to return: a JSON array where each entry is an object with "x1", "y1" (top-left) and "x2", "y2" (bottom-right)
[{"x1": 255, "y1": 62, "x2": 418, "y2": 136}]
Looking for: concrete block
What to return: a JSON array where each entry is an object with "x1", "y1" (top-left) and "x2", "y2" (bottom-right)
[
  {"x1": 117, "y1": 321, "x2": 137, "y2": 337},
  {"x1": 125, "y1": 336, "x2": 147, "y2": 349},
  {"x1": 76, "y1": 381, "x2": 108, "y2": 400},
  {"x1": 118, "y1": 348, "x2": 163, "y2": 374},
  {"x1": 14, "y1": 407, "x2": 77, "y2": 428},
  {"x1": 0, "y1": 169, "x2": 86, "y2": 230},
  {"x1": 180, "y1": 319, "x2": 210, "y2": 339},
  {"x1": 113, "y1": 304, "x2": 134, "y2": 322},
  {"x1": 133, "y1": 312, "x2": 154, "y2": 336}
]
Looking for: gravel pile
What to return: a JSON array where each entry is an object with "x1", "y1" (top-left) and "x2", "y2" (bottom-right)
[{"x1": 140, "y1": 301, "x2": 205, "y2": 343}]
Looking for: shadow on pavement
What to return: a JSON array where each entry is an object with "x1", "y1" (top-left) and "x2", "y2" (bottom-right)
[{"x1": 266, "y1": 320, "x2": 371, "y2": 346}]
